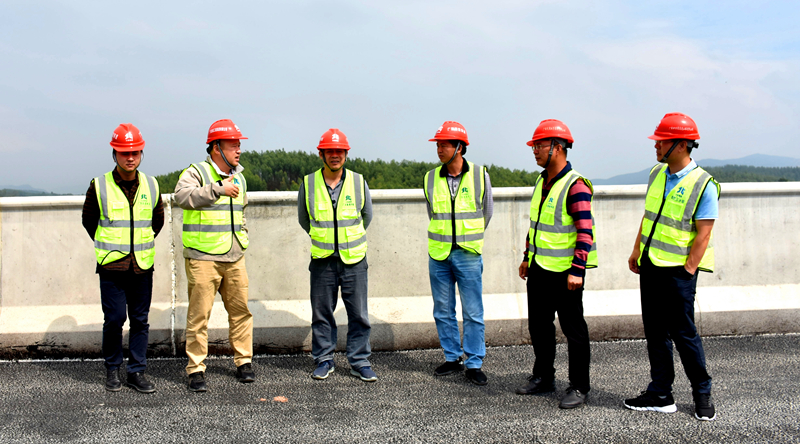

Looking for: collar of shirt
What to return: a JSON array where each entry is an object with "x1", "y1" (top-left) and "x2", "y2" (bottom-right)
[
  {"x1": 665, "y1": 159, "x2": 697, "y2": 179},
  {"x1": 206, "y1": 155, "x2": 244, "y2": 177},
  {"x1": 540, "y1": 161, "x2": 573, "y2": 188},
  {"x1": 324, "y1": 168, "x2": 347, "y2": 191},
  {"x1": 439, "y1": 158, "x2": 470, "y2": 178}
]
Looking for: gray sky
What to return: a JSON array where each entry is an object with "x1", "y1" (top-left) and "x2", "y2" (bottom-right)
[{"x1": 3, "y1": 0, "x2": 799, "y2": 193}]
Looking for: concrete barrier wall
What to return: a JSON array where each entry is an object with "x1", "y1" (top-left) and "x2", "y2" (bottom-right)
[{"x1": 1, "y1": 182, "x2": 799, "y2": 358}]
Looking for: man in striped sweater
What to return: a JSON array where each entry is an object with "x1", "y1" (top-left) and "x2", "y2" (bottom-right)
[{"x1": 515, "y1": 119, "x2": 597, "y2": 409}]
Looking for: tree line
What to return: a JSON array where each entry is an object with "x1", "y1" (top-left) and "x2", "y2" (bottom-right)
[
  {"x1": 155, "y1": 149, "x2": 541, "y2": 193},
  {"x1": 153, "y1": 151, "x2": 800, "y2": 193}
]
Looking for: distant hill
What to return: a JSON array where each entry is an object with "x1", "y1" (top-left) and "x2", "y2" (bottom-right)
[
  {"x1": 593, "y1": 154, "x2": 800, "y2": 185},
  {"x1": 0, "y1": 189, "x2": 62, "y2": 197}
]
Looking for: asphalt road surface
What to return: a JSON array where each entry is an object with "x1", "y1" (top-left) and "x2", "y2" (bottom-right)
[{"x1": 1, "y1": 334, "x2": 798, "y2": 443}]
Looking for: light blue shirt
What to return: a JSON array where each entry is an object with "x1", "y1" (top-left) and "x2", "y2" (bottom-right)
[{"x1": 664, "y1": 160, "x2": 718, "y2": 220}]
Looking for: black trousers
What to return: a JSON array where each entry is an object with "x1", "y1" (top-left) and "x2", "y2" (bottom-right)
[
  {"x1": 527, "y1": 263, "x2": 591, "y2": 393},
  {"x1": 639, "y1": 255, "x2": 712, "y2": 395},
  {"x1": 99, "y1": 270, "x2": 152, "y2": 373}
]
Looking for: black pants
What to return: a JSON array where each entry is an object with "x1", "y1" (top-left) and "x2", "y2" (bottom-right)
[
  {"x1": 99, "y1": 270, "x2": 152, "y2": 373},
  {"x1": 639, "y1": 256, "x2": 712, "y2": 395},
  {"x1": 527, "y1": 263, "x2": 591, "y2": 393}
]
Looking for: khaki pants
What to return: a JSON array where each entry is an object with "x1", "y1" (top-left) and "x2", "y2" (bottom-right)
[{"x1": 185, "y1": 257, "x2": 253, "y2": 375}]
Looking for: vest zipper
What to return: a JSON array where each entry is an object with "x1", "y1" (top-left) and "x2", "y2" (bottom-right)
[{"x1": 129, "y1": 180, "x2": 136, "y2": 261}]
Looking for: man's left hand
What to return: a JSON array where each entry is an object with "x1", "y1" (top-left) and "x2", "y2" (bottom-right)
[{"x1": 567, "y1": 274, "x2": 583, "y2": 291}]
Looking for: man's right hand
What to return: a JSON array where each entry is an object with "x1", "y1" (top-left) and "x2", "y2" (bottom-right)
[
  {"x1": 518, "y1": 261, "x2": 528, "y2": 280},
  {"x1": 628, "y1": 249, "x2": 640, "y2": 274},
  {"x1": 221, "y1": 176, "x2": 239, "y2": 198}
]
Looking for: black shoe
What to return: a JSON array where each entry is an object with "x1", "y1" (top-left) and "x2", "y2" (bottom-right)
[
  {"x1": 105, "y1": 368, "x2": 121, "y2": 392},
  {"x1": 624, "y1": 391, "x2": 677, "y2": 413},
  {"x1": 235, "y1": 363, "x2": 255, "y2": 383},
  {"x1": 465, "y1": 368, "x2": 488, "y2": 386},
  {"x1": 188, "y1": 372, "x2": 207, "y2": 392},
  {"x1": 559, "y1": 387, "x2": 587, "y2": 409},
  {"x1": 126, "y1": 372, "x2": 156, "y2": 394},
  {"x1": 515, "y1": 375, "x2": 555, "y2": 395},
  {"x1": 693, "y1": 392, "x2": 716, "y2": 421},
  {"x1": 434, "y1": 358, "x2": 465, "y2": 376}
]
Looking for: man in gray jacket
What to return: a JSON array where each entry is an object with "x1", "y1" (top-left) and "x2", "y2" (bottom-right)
[{"x1": 174, "y1": 119, "x2": 254, "y2": 392}]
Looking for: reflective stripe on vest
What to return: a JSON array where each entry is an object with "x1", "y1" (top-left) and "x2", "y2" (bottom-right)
[
  {"x1": 528, "y1": 170, "x2": 598, "y2": 272},
  {"x1": 638, "y1": 164, "x2": 719, "y2": 272},
  {"x1": 93, "y1": 170, "x2": 159, "y2": 269},
  {"x1": 181, "y1": 162, "x2": 249, "y2": 255},
  {"x1": 304, "y1": 169, "x2": 367, "y2": 264},
  {"x1": 424, "y1": 161, "x2": 485, "y2": 261}
]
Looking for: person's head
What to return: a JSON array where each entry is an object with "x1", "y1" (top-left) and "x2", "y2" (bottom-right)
[
  {"x1": 317, "y1": 128, "x2": 350, "y2": 172},
  {"x1": 206, "y1": 119, "x2": 247, "y2": 169},
  {"x1": 647, "y1": 113, "x2": 700, "y2": 163},
  {"x1": 110, "y1": 123, "x2": 144, "y2": 173},
  {"x1": 530, "y1": 138, "x2": 568, "y2": 168},
  {"x1": 209, "y1": 139, "x2": 242, "y2": 168},
  {"x1": 429, "y1": 121, "x2": 469, "y2": 165},
  {"x1": 526, "y1": 119, "x2": 573, "y2": 169}
]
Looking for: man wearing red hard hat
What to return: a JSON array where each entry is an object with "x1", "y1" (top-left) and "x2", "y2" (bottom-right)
[
  {"x1": 81, "y1": 123, "x2": 165, "y2": 393},
  {"x1": 514, "y1": 119, "x2": 597, "y2": 409},
  {"x1": 297, "y1": 129, "x2": 376, "y2": 382},
  {"x1": 174, "y1": 119, "x2": 254, "y2": 392},
  {"x1": 623, "y1": 113, "x2": 719, "y2": 421},
  {"x1": 424, "y1": 121, "x2": 493, "y2": 386}
]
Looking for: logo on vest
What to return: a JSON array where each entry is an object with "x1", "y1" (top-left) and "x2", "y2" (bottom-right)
[
  {"x1": 344, "y1": 195, "x2": 355, "y2": 207},
  {"x1": 546, "y1": 196, "x2": 555, "y2": 210},
  {"x1": 670, "y1": 186, "x2": 686, "y2": 204},
  {"x1": 234, "y1": 177, "x2": 240, "y2": 185},
  {"x1": 140, "y1": 193, "x2": 148, "y2": 201}
]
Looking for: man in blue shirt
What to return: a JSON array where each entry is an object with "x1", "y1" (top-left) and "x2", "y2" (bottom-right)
[{"x1": 624, "y1": 113, "x2": 720, "y2": 421}]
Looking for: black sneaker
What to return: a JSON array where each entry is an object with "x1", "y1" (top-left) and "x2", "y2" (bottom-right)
[
  {"x1": 465, "y1": 368, "x2": 488, "y2": 386},
  {"x1": 559, "y1": 387, "x2": 587, "y2": 409},
  {"x1": 624, "y1": 391, "x2": 677, "y2": 413},
  {"x1": 235, "y1": 363, "x2": 255, "y2": 383},
  {"x1": 188, "y1": 371, "x2": 207, "y2": 392},
  {"x1": 693, "y1": 392, "x2": 716, "y2": 421},
  {"x1": 105, "y1": 368, "x2": 121, "y2": 392},
  {"x1": 434, "y1": 358, "x2": 464, "y2": 376},
  {"x1": 126, "y1": 372, "x2": 156, "y2": 394},
  {"x1": 515, "y1": 375, "x2": 555, "y2": 395}
]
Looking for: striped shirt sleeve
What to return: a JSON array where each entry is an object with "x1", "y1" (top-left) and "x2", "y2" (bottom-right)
[{"x1": 567, "y1": 178, "x2": 593, "y2": 277}]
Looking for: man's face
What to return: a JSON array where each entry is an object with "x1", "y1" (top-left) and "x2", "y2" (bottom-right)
[
  {"x1": 320, "y1": 149, "x2": 347, "y2": 171},
  {"x1": 436, "y1": 141, "x2": 459, "y2": 163},
  {"x1": 115, "y1": 150, "x2": 142, "y2": 172},
  {"x1": 218, "y1": 140, "x2": 242, "y2": 166},
  {"x1": 531, "y1": 139, "x2": 558, "y2": 168},
  {"x1": 654, "y1": 139, "x2": 683, "y2": 162}
]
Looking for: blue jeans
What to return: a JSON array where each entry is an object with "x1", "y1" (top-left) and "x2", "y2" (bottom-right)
[
  {"x1": 309, "y1": 256, "x2": 371, "y2": 369},
  {"x1": 428, "y1": 249, "x2": 485, "y2": 369},
  {"x1": 99, "y1": 270, "x2": 152, "y2": 374},
  {"x1": 639, "y1": 256, "x2": 712, "y2": 395}
]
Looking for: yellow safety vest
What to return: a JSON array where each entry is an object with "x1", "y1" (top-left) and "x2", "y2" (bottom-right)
[
  {"x1": 93, "y1": 170, "x2": 159, "y2": 269},
  {"x1": 181, "y1": 162, "x2": 249, "y2": 255},
  {"x1": 304, "y1": 169, "x2": 367, "y2": 264},
  {"x1": 528, "y1": 170, "x2": 598, "y2": 272},
  {"x1": 638, "y1": 164, "x2": 719, "y2": 272},
  {"x1": 424, "y1": 161, "x2": 486, "y2": 261}
]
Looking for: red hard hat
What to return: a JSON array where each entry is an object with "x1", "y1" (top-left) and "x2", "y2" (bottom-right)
[
  {"x1": 429, "y1": 121, "x2": 469, "y2": 146},
  {"x1": 317, "y1": 128, "x2": 351, "y2": 150},
  {"x1": 648, "y1": 113, "x2": 700, "y2": 140},
  {"x1": 110, "y1": 123, "x2": 145, "y2": 152},
  {"x1": 527, "y1": 119, "x2": 574, "y2": 146},
  {"x1": 206, "y1": 119, "x2": 248, "y2": 144}
]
